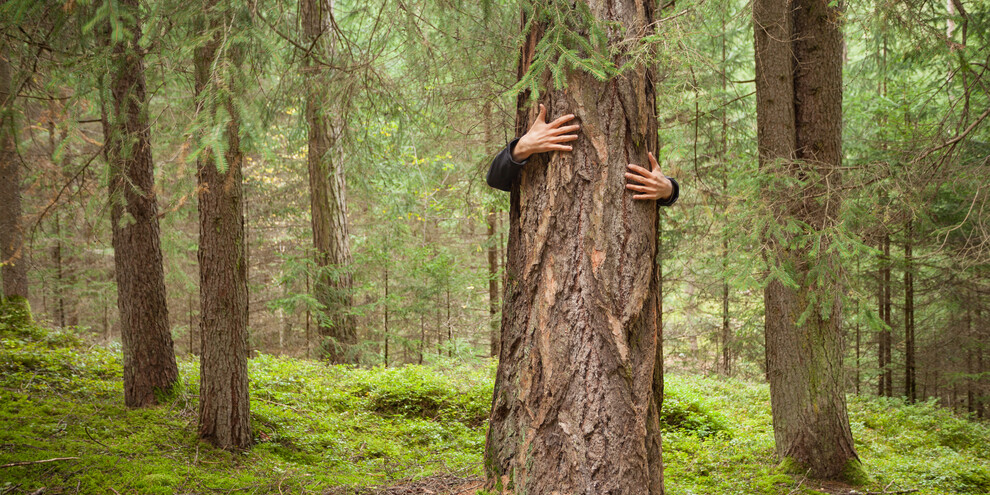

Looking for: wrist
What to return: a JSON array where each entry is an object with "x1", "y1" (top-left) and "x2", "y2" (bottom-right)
[{"x1": 511, "y1": 137, "x2": 533, "y2": 162}]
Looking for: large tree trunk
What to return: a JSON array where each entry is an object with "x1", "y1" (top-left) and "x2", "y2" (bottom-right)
[
  {"x1": 194, "y1": 1, "x2": 252, "y2": 450},
  {"x1": 301, "y1": 0, "x2": 355, "y2": 364},
  {"x1": 484, "y1": 2, "x2": 664, "y2": 493},
  {"x1": 0, "y1": 46, "x2": 29, "y2": 304},
  {"x1": 101, "y1": 0, "x2": 179, "y2": 408},
  {"x1": 754, "y1": 0, "x2": 862, "y2": 481}
]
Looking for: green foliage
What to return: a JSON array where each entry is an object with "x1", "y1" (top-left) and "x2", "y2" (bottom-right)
[
  {"x1": 660, "y1": 388, "x2": 731, "y2": 439},
  {"x1": 2, "y1": 322, "x2": 990, "y2": 493}
]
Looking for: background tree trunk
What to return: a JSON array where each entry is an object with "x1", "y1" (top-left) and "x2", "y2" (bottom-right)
[
  {"x1": 904, "y1": 219, "x2": 916, "y2": 402},
  {"x1": 301, "y1": 0, "x2": 356, "y2": 364},
  {"x1": 194, "y1": 0, "x2": 252, "y2": 450},
  {"x1": 754, "y1": 0, "x2": 862, "y2": 481},
  {"x1": 484, "y1": 2, "x2": 664, "y2": 493},
  {"x1": 0, "y1": 45, "x2": 29, "y2": 304},
  {"x1": 101, "y1": 0, "x2": 179, "y2": 408}
]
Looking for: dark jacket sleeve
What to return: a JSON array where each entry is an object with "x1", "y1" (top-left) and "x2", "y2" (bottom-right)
[
  {"x1": 658, "y1": 176, "x2": 680, "y2": 207},
  {"x1": 486, "y1": 138, "x2": 527, "y2": 192},
  {"x1": 486, "y1": 138, "x2": 680, "y2": 207}
]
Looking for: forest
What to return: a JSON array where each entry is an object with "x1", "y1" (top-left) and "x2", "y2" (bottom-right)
[{"x1": 0, "y1": 0, "x2": 988, "y2": 494}]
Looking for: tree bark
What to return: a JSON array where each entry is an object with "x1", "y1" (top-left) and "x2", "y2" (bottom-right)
[
  {"x1": 101, "y1": 0, "x2": 179, "y2": 408},
  {"x1": 904, "y1": 219, "x2": 916, "y2": 402},
  {"x1": 880, "y1": 232, "x2": 892, "y2": 397},
  {"x1": 484, "y1": 2, "x2": 664, "y2": 493},
  {"x1": 194, "y1": 0, "x2": 252, "y2": 450},
  {"x1": 301, "y1": 0, "x2": 355, "y2": 364},
  {"x1": 754, "y1": 0, "x2": 862, "y2": 481},
  {"x1": 0, "y1": 45, "x2": 29, "y2": 303}
]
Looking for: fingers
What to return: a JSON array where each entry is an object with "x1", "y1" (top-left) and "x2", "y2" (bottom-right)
[
  {"x1": 550, "y1": 124, "x2": 581, "y2": 135},
  {"x1": 550, "y1": 134, "x2": 579, "y2": 143},
  {"x1": 625, "y1": 183, "x2": 652, "y2": 193},
  {"x1": 632, "y1": 194, "x2": 654, "y2": 200},
  {"x1": 547, "y1": 144, "x2": 573, "y2": 151},
  {"x1": 626, "y1": 163, "x2": 652, "y2": 177},
  {"x1": 535, "y1": 104, "x2": 547, "y2": 124},
  {"x1": 624, "y1": 171, "x2": 655, "y2": 186},
  {"x1": 548, "y1": 113, "x2": 576, "y2": 128}
]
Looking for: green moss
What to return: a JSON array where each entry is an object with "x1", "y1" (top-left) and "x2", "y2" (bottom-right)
[
  {"x1": 1, "y1": 319, "x2": 988, "y2": 494},
  {"x1": 842, "y1": 458, "x2": 870, "y2": 485},
  {"x1": 0, "y1": 296, "x2": 34, "y2": 335},
  {"x1": 777, "y1": 456, "x2": 802, "y2": 475}
]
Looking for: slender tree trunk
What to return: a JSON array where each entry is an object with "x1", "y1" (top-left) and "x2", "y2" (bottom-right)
[
  {"x1": 384, "y1": 264, "x2": 389, "y2": 367},
  {"x1": 189, "y1": 294, "x2": 195, "y2": 356},
  {"x1": 101, "y1": 0, "x2": 178, "y2": 407},
  {"x1": 904, "y1": 219, "x2": 916, "y2": 402},
  {"x1": 301, "y1": 0, "x2": 355, "y2": 363},
  {"x1": 194, "y1": 0, "x2": 252, "y2": 450},
  {"x1": 882, "y1": 233, "x2": 892, "y2": 396},
  {"x1": 484, "y1": 2, "x2": 664, "y2": 492},
  {"x1": 720, "y1": 8, "x2": 731, "y2": 377},
  {"x1": 967, "y1": 304, "x2": 975, "y2": 414},
  {"x1": 0, "y1": 46, "x2": 29, "y2": 305},
  {"x1": 446, "y1": 287, "x2": 452, "y2": 357},
  {"x1": 754, "y1": 0, "x2": 862, "y2": 481},
  {"x1": 305, "y1": 270, "x2": 311, "y2": 358},
  {"x1": 54, "y1": 213, "x2": 65, "y2": 327},
  {"x1": 488, "y1": 208, "x2": 500, "y2": 357}
]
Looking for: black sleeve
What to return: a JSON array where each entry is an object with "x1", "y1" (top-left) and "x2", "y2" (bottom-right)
[
  {"x1": 486, "y1": 138, "x2": 528, "y2": 192},
  {"x1": 658, "y1": 176, "x2": 680, "y2": 207}
]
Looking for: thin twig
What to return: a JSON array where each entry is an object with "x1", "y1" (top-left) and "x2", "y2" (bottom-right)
[{"x1": 0, "y1": 457, "x2": 79, "y2": 468}]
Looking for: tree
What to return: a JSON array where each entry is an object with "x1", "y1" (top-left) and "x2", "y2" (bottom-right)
[
  {"x1": 0, "y1": 43, "x2": 29, "y2": 306},
  {"x1": 484, "y1": 2, "x2": 665, "y2": 492},
  {"x1": 194, "y1": 0, "x2": 252, "y2": 449},
  {"x1": 101, "y1": 0, "x2": 179, "y2": 407},
  {"x1": 300, "y1": 0, "x2": 356, "y2": 363},
  {"x1": 753, "y1": 0, "x2": 863, "y2": 481}
]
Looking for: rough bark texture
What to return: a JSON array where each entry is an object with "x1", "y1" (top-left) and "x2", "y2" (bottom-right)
[
  {"x1": 484, "y1": 1, "x2": 664, "y2": 493},
  {"x1": 102, "y1": 0, "x2": 179, "y2": 408},
  {"x1": 194, "y1": 2, "x2": 252, "y2": 450},
  {"x1": 301, "y1": 0, "x2": 356, "y2": 363},
  {"x1": 0, "y1": 46, "x2": 28, "y2": 302},
  {"x1": 754, "y1": 0, "x2": 861, "y2": 481}
]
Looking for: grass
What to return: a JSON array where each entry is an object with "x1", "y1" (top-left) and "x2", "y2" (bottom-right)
[{"x1": 1, "y1": 307, "x2": 988, "y2": 494}]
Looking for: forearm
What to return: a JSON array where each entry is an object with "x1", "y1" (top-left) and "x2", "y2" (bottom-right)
[{"x1": 486, "y1": 138, "x2": 527, "y2": 192}]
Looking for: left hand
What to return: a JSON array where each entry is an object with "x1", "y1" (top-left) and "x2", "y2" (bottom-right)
[{"x1": 625, "y1": 152, "x2": 672, "y2": 201}]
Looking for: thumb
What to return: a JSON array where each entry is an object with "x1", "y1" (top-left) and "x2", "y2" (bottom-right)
[
  {"x1": 536, "y1": 103, "x2": 547, "y2": 124},
  {"x1": 648, "y1": 152, "x2": 661, "y2": 174}
]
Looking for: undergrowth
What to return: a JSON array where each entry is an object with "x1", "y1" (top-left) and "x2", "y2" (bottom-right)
[{"x1": 1, "y1": 310, "x2": 988, "y2": 494}]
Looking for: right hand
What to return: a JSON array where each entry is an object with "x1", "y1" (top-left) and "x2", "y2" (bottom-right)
[{"x1": 511, "y1": 104, "x2": 580, "y2": 161}]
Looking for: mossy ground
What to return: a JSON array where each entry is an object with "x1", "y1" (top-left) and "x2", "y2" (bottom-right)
[{"x1": 1, "y1": 314, "x2": 987, "y2": 494}]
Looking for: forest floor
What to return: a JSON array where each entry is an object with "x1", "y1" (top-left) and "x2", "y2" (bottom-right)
[{"x1": 1, "y1": 313, "x2": 988, "y2": 494}]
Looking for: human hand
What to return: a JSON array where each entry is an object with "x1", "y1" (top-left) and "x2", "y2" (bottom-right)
[
  {"x1": 511, "y1": 104, "x2": 580, "y2": 161},
  {"x1": 625, "y1": 152, "x2": 672, "y2": 201}
]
